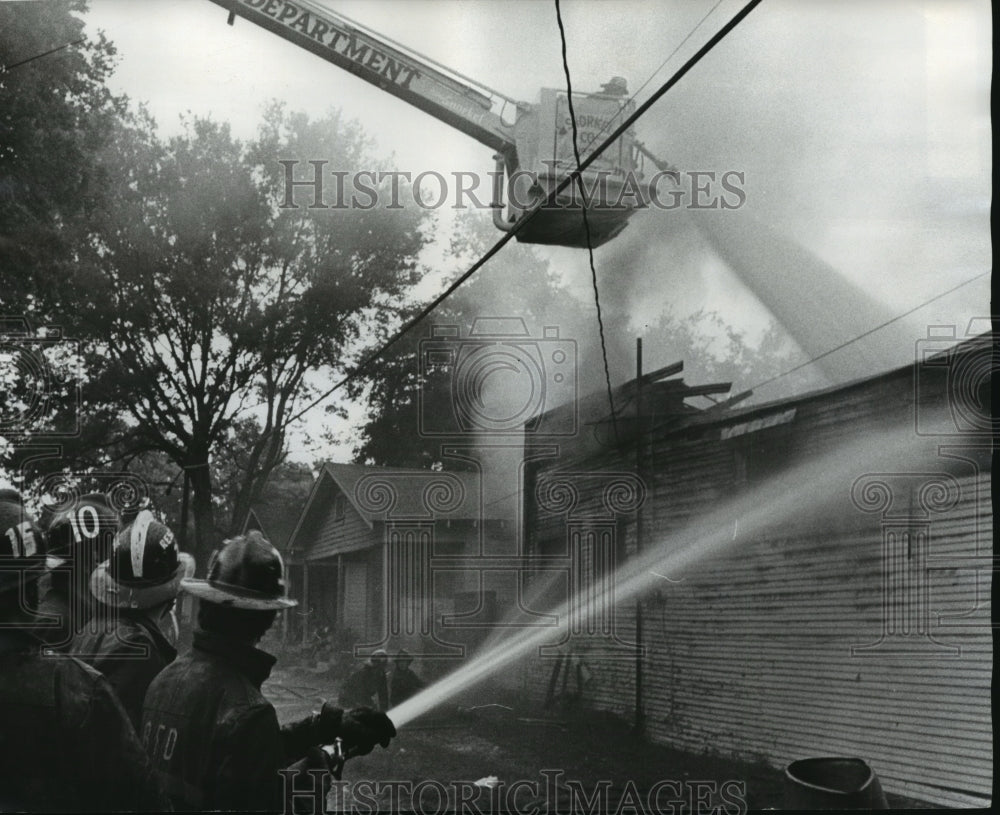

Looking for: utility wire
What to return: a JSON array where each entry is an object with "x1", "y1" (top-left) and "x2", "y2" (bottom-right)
[
  {"x1": 277, "y1": 0, "x2": 764, "y2": 430},
  {"x1": 554, "y1": 0, "x2": 620, "y2": 448},
  {"x1": 745, "y1": 271, "x2": 991, "y2": 393},
  {"x1": 1, "y1": 37, "x2": 86, "y2": 72}
]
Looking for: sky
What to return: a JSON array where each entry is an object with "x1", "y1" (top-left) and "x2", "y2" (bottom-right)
[{"x1": 77, "y1": 0, "x2": 992, "y2": 464}]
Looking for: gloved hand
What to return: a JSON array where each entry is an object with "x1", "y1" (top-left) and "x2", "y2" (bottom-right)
[{"x1": 318, "y1": 703, "x2": 396, "y2": 756}]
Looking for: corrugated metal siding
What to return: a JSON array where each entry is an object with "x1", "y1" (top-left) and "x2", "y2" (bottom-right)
[
  {"x1": 513, "y1": 360, "x2": 991, "y2": 808},
  {"x1": 636, "y1": 474, "x2": 991, "y2": 808}
]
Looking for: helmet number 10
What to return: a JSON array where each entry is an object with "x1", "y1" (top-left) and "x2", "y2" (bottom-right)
[{"x1": 70, "y1": 505, "x2": 102, "y2": 543}]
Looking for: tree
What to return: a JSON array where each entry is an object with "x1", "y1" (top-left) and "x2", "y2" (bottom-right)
[
  {"x1": 120, "y1": 439, "x2": 314, "y2": 552},
  {"x1": 1, "y1": 1, "x2": 123, "y2": 479},
  {"x1": 0, "y1": 0, "x2": 123, "y2": 298},
  {"x1": 24, "y1": 102, "x2": 427, "y2": 570}
]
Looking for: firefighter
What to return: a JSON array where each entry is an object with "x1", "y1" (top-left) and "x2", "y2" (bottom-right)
[
  {"x1": 389, "y1": 648, "x2": 426, "y2": 708},
  {"x1": 38, "y1": 491, "x2": 118, "y2": 651},
  {"x1": 0, "y1": 492, "x2": 169, "y2": 811},
  {"x1": 599, "y1": 76, "x2": 629, "y2": 96},
  {"x1": 339, "y1": 648, "x2": 390, "y2": 711},
  {"x1": 72, "y1": 509, "x2": 195, "y2": 729},
  {"x1": 141, "y1": 531, "x2": 396, "y2": 811}
]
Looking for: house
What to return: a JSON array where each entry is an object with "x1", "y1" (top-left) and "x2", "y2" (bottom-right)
[
  {"x1": 510, "y1": 332, "x2": 992, "y2": 807},
  {"x1": 284, "y1": 462, "x2": 513, "y2": 660}
]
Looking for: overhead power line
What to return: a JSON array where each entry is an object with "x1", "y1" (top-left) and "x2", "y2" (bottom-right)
[
  {"x1": 1, "y1": 37, "x2": 86, "y2": 72},
  {"x1": 554, "y1": 0, "x2": 620, "y2": 447},
  {"x1": 746, "y1": 271, "x2": 991, "y2": 393}
]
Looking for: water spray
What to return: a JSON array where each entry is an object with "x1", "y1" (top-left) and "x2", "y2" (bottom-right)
[{"x1": 384, "y1": 416, "x2": 947, "y2": 731}]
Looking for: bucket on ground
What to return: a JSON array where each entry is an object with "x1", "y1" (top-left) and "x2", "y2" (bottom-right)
[{"x1": 783, "y1": 757, "x2": 888, "y2": 810}]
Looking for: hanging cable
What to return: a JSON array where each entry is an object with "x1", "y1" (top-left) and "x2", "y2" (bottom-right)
[
  {"x1": 1, "y1": 37, "x2": 86, "y2": 72},
  {"x1": 554, "y1": 0, "x2": 620, "y2": 448}
]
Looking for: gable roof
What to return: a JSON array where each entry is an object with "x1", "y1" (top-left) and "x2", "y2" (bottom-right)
[
  {"x1": 286, "y1": 462, "x2": 503, "y2": 553},
  {"x1": 239, "y1": 470, "x2": 315, "y2": 551},
  {"x1": 241, "y1": 506, "x2": 299, "y2": 552}
]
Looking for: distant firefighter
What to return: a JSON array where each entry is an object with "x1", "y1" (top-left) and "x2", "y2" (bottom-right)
[
  {"x1": 389, "y1": 649, "x2": 426, "y2": 708},
  {"x1": 339, "y1": 649, "x2": 389, "y2": 711},
  {"x1": 72, "y1": 510, "x2": 194, "y2": 730}
]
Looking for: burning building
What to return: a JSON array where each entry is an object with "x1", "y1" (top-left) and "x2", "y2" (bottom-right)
[{"x1": 509, "y1": 330, "x2": 992, "y2": 808}]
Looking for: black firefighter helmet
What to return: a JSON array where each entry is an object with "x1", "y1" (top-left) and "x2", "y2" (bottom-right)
[
  {"x1": 90, "y1": 510, "x2": 194, "y2": 610},
  {"x1": 44, "y1": 492, "x2": 118, "y2": 569},
  {"x1": 181, "y1": 531, "x2": 296, "y2": 611},
  {"x1": 0, "y1": 494, "x2": 47, "y2": 612}
]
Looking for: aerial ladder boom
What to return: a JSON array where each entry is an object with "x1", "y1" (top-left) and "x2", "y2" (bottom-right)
[
  {"x1": 212, "y1": 0, "x2": 521, "y2": 153},
  {"x1": 211, "y1": 0, "x2": 649, "y2": 248}
]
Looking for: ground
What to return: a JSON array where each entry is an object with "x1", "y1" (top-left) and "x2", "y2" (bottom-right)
[{"x1": 265, "y1": 666, "x2": 932, "y2": 813}]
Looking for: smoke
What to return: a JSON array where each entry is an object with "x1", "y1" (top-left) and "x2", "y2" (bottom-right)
[
  {"x1": 544, "y1": 0, "x2": 989, "y2": 398},
  {"x1": 692, "y1": 209, "x2": 913, "y2": 383}
]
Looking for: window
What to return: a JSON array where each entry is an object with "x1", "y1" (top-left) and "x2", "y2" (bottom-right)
[{"x1": 334, "y1": 494, "x2": 346, "y2": 522}]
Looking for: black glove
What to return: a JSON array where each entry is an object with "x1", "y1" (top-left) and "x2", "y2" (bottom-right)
[{"x1": 320, "y1": 704, "x2": 396, "y2": 756}]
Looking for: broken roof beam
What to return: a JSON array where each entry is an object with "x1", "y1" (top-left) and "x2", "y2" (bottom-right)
[
  {"x1": 618, "y1": 360, "x2": 684, "y2": 394},
  {"x1": 680, "y1": 382, "x2": 733, "y2": 397}
]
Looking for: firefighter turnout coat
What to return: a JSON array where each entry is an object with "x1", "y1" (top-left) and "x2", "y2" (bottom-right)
[
  {"x1": 141, "y1": 629, "x2": 332, "y2": 812},
  {"x1": 0, "y1": 630, "x2": 169, "y2": 812},
  {"x1": 72, "y1": 612, "x2": 177, "y2": 731}
]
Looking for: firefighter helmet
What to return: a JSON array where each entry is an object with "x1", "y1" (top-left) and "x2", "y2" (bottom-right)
[
  {"x1": 600, "y1": 76, "x2": 629, "y2": 96},
  {"x1": 181, "y1": 530, "x2": 296, "y2": 610},
  {"x1": 90, "y1": 510, "x2": 194, "y2": 609},
  {"x1": 0, "y1": 487, "x2": 23, "y2": 504},
  {"x1": 45, "y1": 492, "x2": 118, "y2": 569},
  {"x1": 0, "y1": 495, "x2": 47, "y2": 600}
]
